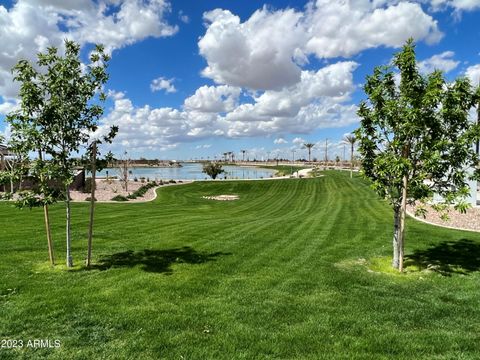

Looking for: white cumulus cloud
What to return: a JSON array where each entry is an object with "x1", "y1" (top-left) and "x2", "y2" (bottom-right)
[
  {"x1": 418, "y1": 51, "x2": 460, "y2": 73},
  {"x1": 274, "y1": 138, "x2": 288, "y2": 144},
  {"x1": 428, "y1": 0, "x2": 480, "y2": 11},
  {"x1": 151, "y1": 77, "x2": 177, "y2": 93},
  {"x1": 465, "y1": 64, "x2": 480, "y2": 84},
  {"x1": 199, "y1": 1, "x2": 442, "y2": 91},
  {"x1": 0, "y1": 0, "x2": 177, "y2": 101},
  {"x1": 199, "y1": 7, "x2": 305, "y2": 91},
  {"x1": 184, "y1": 85, "x2": 241, "y2": 113},
  {"x1": 305, "y1": 1, "x2": 442, "y2": 59}
]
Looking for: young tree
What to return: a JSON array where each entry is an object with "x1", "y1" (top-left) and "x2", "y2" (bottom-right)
[
  {"x1": 203, "y1": 162, "x2": 225, "y2": 179},
  {"x1": 82, "y1": 135, "x2": 116, "y2": 267},
  {"x1": 343, "y1": 134, "x2": 356, "y2": 178},
  {"x1": 6, "y1": 69, "x2": 60, "y2": 267},
  {"x1": 118, "y1": 151, "x2": 131, "y2": 193},
  {"x1": 8, "y1": 40, "x2": 113, "y2": 267},
  {"x1": 303, "y1": 143, "x2": 315, "y2": 162},
  {"x1": 355, "y1": 39, "x2": 480, "y2": 271}
]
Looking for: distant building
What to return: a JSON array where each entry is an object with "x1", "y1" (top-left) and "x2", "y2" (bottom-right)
[{"x1": 0, "y1": 144, "x2": 12, "y2": 171}]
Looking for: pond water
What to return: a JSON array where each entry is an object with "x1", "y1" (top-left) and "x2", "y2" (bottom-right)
[{"x1": 93, "y1": 163, "x2": 277, "y2": 181}]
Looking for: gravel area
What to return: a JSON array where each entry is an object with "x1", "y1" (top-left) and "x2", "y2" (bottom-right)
[
  {"x1": 70, "y1": 179, "x2": 191, "y2": 202},
  {"x1": 407, "y1": 203, "x2": 480, "y2": 232},
  {"x1": 202, "y1": 195, "x2": 239, "y2": 201}
]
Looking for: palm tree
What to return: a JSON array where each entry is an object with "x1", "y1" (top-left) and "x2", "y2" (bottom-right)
[
  {"x1": 303, "y1": 143, "x2": 315, "y2": 163},
  {"x1": 343, "y1": 134, "x2": 356, "y2": 178},
  {"x1": 241, "y1": 149, "x2": 246, "y2": 162},
  {"x1": 223, "y1": 152, "x2": 228, "y2": 162}
]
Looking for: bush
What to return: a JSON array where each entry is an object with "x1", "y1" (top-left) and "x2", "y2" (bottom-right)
[
  {"x1": 202, "y1": 162, "x2": 224, "y2": 179},
  {"x1": 85, "y1": 196, "x2": 97, "y2": 202},
  {"x1": 125, "y1": 182, "x2": 157, "y2": 200},
  {"x1": 111, "y1": 195, "x2": 128, "y2": 202},
  {"x1": 169, "y1": 179, "x2": 176, "y2": 184}
]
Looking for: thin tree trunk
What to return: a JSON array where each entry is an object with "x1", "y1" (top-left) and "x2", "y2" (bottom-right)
[
  {"x1": 44, "y1": 204, "x2": 55, "y2": 266},
  {"x1": 392, "y1": 205, "x2": 401, "y2": 269},
  {"x1": 123, "y1": 160, "x2": 128, "y2": 193},
  {"x1": 65, "y1": 185, "x2": 73, "y2": 267},
  {"x1": 350, "y1": 144, "x2": 354, "y2": 178},
  {"x1": 392, "y1": 176, "x2": 408, "y2": 271},
  {"x1": 38, "y1": 150, "x2": 55, "y2": 266},
  {"x1": 398, "y1": 175, "x2": 408, "y2": 272},
  {"x1": 86, "y1": 142, "x2": 96, "y2": 267},
  {"x1": 18, "y1": 159, "x2": 23, "y2": 191}
]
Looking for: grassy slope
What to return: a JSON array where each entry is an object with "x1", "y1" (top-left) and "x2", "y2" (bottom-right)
[{"x1": 0, "y1": 171, "x2": 479, "y2": 359}]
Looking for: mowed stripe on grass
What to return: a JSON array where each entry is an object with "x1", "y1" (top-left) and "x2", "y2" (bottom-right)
[{"x1": 0, "y1": 171, "x2": 480, "y2": 359}]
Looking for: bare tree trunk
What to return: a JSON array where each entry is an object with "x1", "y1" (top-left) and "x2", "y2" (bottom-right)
[
  {"x1": 65, "y1": 185, "x2": 73, "y2": 267},
  {"x1": 86, "y1": 142, "x2": 96, "y2": 267},
  {"x1": 38, "y1": 150, "x2": 55, "y2": 266},
  {"x1": 398, "y1": 175, "x2": 408, "y2": 272},
  {"x1": 392, "y1": 176, "x2": 408, "y2": 271},
  {"x1": 6, "y1": 157, "x2": 14, "y2": 192},
  {"x1": 350, "y1": 144, "x2": 354, "y2": 178},
  {"x1": 44, "y1": 204, "x2": 55, "y2": 266},
  {"x1": 18, "y1": 159, "x2": 23, "y2": 191},
  {"x1": 124, "y1": 160, "x2": 128, "y2": 193},
  {"x1": 392, "y1": 206, "x2": 401, "y2": 269}
]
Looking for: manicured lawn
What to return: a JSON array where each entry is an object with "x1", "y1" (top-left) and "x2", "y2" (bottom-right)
[{"x1": 1, "y1": 171, "x2": 479, "y2": 359}]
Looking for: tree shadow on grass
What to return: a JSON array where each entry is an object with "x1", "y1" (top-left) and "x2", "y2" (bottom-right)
[
  {"x1": 90, "y1": 246, "x2": 230, "y2": 274},
  {"x1": 404, "y1": 239, "x2": 480, "y2": 276}
]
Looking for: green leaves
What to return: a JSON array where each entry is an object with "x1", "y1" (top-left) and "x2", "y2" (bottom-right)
[
  {"x1": 6, "y1": 39, "x2": 115, "y2": 207},
  {"x1": 356, "y1": 39, "x2": 480, "y2": 213},
  {"x1": 202, "y1": 162, "x2": 225, "y2": 180}
]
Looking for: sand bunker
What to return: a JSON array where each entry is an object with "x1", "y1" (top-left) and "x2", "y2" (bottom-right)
[{"x1": 202, "y1": 194, "x2": 239, "y2": 201}]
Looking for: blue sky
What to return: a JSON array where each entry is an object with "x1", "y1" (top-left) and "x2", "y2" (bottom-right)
[{"x1": 1, "y1": 0, "x2": 480, "y2": 161}]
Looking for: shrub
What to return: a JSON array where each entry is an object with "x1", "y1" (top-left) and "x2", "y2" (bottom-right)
[
  {"x1": 169, "y1": 179, "x2": 176, "y2": 184},
  {"x1": 111, "y1": 195, "x2": 128, "y2": 202},
  {"x1": 85, "y1": 196, "x2": 97, "y2": 202},
  {"x1": 202, "y1": 162, "x2": 224, "y2": 179}
]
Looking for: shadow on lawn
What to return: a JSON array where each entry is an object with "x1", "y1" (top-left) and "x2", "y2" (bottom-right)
[
  {"x1": 405, "y1": 239, "x2": 480, "y2": 276},
  {"x1": 91, "y1": 246, "x2": 230, "y2": 274}
]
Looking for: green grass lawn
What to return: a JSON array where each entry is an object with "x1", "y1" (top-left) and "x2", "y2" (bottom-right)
[{"x1": 1, "y1": 171, "x2": 479, "y2": 359}]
